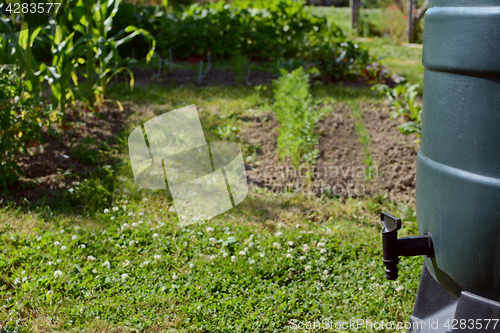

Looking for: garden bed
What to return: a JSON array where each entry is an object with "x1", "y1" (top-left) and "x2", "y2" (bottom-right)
[
  {"x1": 3, "y1": 90, "x2": 418, "y2": 207},
  {"x1": 5, "y1": 103, "x2": 133, "y2": 205},
  {"x1": 242, "y1": 101, "x2": 418, "y2": 204}
]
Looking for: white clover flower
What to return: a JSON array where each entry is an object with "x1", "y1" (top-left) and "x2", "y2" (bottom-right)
[
  {"x1": 320, "y1": 249, "x2": 327, "y2": 254},
  {"x1": 14, "y1": 278, "x2": 21, "y2": 285},
  {"x1": 112, "y1": 206, "x2": 119, "y2": 212},
  {"x1": 153, "y1": 233, "x2": 159, "y2": 239},
  {"x1": 325, "y1": 227, "x2": 332, "y2": 234},
  {"x1": 47, "y1": 261, "x2": 52, "y2": 266},
  {"x1": 171, "y1": 284, "x2": 178, "y2": 289},
  {"x1": 169, "y1": 206, "x2": 175, "y2": 212},
  {"x1": 123, "y1": 259, "x2": 130, "y2": 267},
  {"x1": 36, "y1": 246, "x2": 40, "y2": 250},
  {"x1": 206, "y1": 227, "x2": 214, "y2": 233},
  {"x1": 231, "y1": 255, "x2": 237, "y2": 262},
  {"x1": 371, "y1": 276, "x2": 376, "y2": 281},
  {"x1": 110, "y1": 216, "x2": 115, "y2": 220},
  {"x1": 222, "y1": 252, "x2": 229, "y2": 258},
  {"x1": 92, "y1": 269, "x2": 98, "y2": 274},
  {"x1": 54, "y1": 241, "x2": 61, "y2": 246},
  {"x1": 22, "y1": 277, "x2": 28, "y2": 283},
  {"x1": 299, "y1": 256, "x2": 306, "y2": 261},
  {"x1": 197, "y1": 232, "x2": 203, "y2": 236},
  {"x1": 249, "y1": 259, "x2": 255, "y2": 265},
  {"x1": 122, "y1": 223, "x2": 130, "y2": 229},
  {"x1": 209, "y1": 237, "x2": 216, "y2": 243},
  {"x1": 287, "y1": 248, "x2": 293, "y2": 253},
  {"x1": 288, "y1": 241, "x2": 294, "y2": 247},
  {"x1": 104, "y1": 208, "x2": 110, "y2": 214},
  {"x1": 54, "y1": 270, "x2": 63, "y2": 278},
  {"x1": 56, "y1": 259, "x2": 61, "y2": 263},
  {"x1": 122, "y1": 205, "x2": 127, "y2": 211},
  {"x1": 128, "y1": 212, "x2": 134, "y2": 217},
  {"x1": 139, "y1": 212, "x2": 144, "y2": 216},
  {"x1": 273, "y1": 242, "x2": 282, "y2": 249},
  {"x1": 305, "y1": 265, "x2": 312, "y2": 271},
  {"x1": 87, "y1": 255, "x2": 96, "y2": 261},
  {"x1": 140, "y1": 261, "x2": 150, "y2": 267},
  {"x1": 121, "y1": 273, "x2": 128, "y2": 281},
  {"x1": 123, "y1": 200, "x2": 129, "y2": 204},
  {"x1": 277, "y1": 222, "x2": 284, "y2": 229},
  {"x1": 259, "y1": 252, "x2": 265, "y2": 258},
  {"x1": 275, "y1": 231, "x2": 283, "y2": 237},
  {"x1": 295, "y1": 224, "x2": 301, "y2": 229},
  {"x1": 80, "y1": 244, "x2": 86, "y2": 249},
  {"x1": 131, "y1": 222, "x2": 138, "y2": 228},
  {"x1": 248, "y1": 242, "x2": 254, "y2": 248},
  {"x1": 286, "y1": 253, "x2": 293, "y2": 259},
  {"x1": 319, "y1": 257, "x2": 326, "y2": 261},
  {"x1": 239, "y1": 251, "x2": 246, "y2": 256},
  {"x1": 129, "y1": 240, "x2": 135, "y2": 246},
  {"x1": 317, "y1": 242, "x2": 326, "y2": 248},
  {"x1": 189, "y1": 263, "x2": 194, "y2": 269},
  {"x1": 244, "y1": 247, "x2": 248, "y2": 252},
  {"x1": 312, "y1": 240, "x2": 318, "y2": 247},
  {"x1": 46, "y1": 290, "x2": 53, "y2": 295},
  {"x1": 323, "y1": 270, "x2": 329, "y2": 275},
  {"x1": 102, "y1": 261, "x2": 111, "y2": 269},
  {"x1": 396, "y1": 286, "x2": 404, "y2": 293},
  {"x1": 60, "y1": 246, "x2": 67, "y2": 251},
  {"x1": 72, "y1": 235, "x2": 78, "y2": 241},
  {"x1": 154, "y1": 254, "x2": 161, "y2": 260},
  {"x1": 138, "y1": 220, "x2": 144, "y2": 224},
  {"x1": 302, "y1": 245, "x2": 310, "y2": 253}
]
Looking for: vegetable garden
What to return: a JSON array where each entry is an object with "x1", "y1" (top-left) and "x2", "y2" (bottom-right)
[{"x1": 1, "y1": 0, "x2": 425, "y2": 331}]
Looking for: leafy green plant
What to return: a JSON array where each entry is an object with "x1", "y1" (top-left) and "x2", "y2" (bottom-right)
[
  {"x1": 0, "y1": 65, "x2": 52, "y2": 189},
  {"x1": 273, "y1": 67, "x2": 320, "y2": 184},
  {"x1": 71, "y1": 138, "x2": 113, "y2": 166},
  {"x1": 372, "y1": 82, "x2": 422, "y2": 137}
]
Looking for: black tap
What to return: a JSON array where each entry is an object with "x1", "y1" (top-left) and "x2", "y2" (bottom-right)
[{"x1": 381, "y1": 212, "x2": 435, "y2": 280}]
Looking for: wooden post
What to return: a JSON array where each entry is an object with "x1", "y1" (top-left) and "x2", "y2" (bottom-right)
[
  {"x1": 350, "y1": 0, "x2": 359, "y2": 31},
  {"x1": 407, "y1": 0, "x2": 416, "y2": 43}
]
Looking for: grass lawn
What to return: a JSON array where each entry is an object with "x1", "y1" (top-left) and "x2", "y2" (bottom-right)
[{"x1": 0, "y1": 82, "x2": 423, "y2": 332}]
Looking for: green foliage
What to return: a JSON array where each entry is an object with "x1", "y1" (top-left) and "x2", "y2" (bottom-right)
[
  {"x1": 65, "y1": 166, "x2": 115, "y2": 213},
  {"x1": 273, "y1": 67, "x2": 319, "y2": 169},
  {"x1": 372, "y1": 83, "x2": 422, "y2": 137},
  {"x1": 303, "y1": 22, "x2": 371, "y2": 82},
  {"x1": 71, "y1": 138, "x2": 113, "y2": 166},
  {"x1": 113, "y1": 0, "x2": 372, "y2": 82},
  {"x1": 0, "y1": 66, "x2": 52, "y2": 189}
]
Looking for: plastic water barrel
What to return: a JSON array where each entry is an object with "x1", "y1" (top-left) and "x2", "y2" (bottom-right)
[{"x1": 417, "y1": 0, "x2": 500, "y2": 300}]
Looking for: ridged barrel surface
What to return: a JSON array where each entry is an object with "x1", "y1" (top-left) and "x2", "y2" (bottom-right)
[{"x1": 417, "y1": 0, "x2": 500, "y2": 301}]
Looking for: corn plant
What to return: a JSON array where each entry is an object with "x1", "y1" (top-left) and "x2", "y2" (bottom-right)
[
  {"x1": 45, "y1": 25, "x2": 89, "y2": 126},
  {"x1": 0, "y1": 17, "x2": 45, "y2": 94},
  {"x1": 70, "y1": 0, "x2": 155, "y2": 109},
  {"x1": 273, "y1": 67, "x2": 320, "y2": 184}
]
